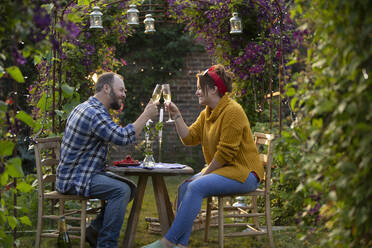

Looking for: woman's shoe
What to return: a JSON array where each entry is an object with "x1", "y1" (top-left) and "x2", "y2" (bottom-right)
[
  {"x1": 142, "y1": 240, "x2": 163, "y2": 248},
  {"x1": 141, "y1": 240, "x2": 180, "y2": 248}
]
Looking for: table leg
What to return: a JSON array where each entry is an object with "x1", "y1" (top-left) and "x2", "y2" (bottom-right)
[
  {"x1": 122, "y1": 175, "x2": 148, "y2": 248},
  {"x1": 152, "y1": 175, "x2": 175, "y2": 235}
]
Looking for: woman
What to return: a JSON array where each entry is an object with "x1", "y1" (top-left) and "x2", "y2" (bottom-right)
[{"x1": 143, "y1": 64, "x2": 263, "y2": 248}]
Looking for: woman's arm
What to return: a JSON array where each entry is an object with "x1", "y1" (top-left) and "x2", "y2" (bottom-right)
[
  {"x1": 202, "y1": 158, "x2": 223, "y2": 175},
  {"x1": 166, "y1": 102, "x2": 189, "y2": 138}
]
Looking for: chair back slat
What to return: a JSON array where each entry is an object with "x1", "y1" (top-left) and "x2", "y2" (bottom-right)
[
  {"x1": 41, "y1": 158, "x2": 59, "y2": 167},
  {"x1": 43, "y1": 174, "x2": 56, "y2": 184},
  {"x1": 259, "y1": 154, "x2": 268, "y2": 166},
  {"x1": 34, "y1": 137, "x2": 61, "y2": 197},
  {"x1": 254, "y1": 132, "x2": 274, "y2": 194}
]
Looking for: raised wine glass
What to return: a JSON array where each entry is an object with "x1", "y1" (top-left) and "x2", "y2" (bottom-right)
[
  {"x1": 152, "y1": 84, "x2": 162, "y2": 104},
  {"x1": 162, "y1": 84, "x2": 174, "y2": 123},
  {"x1": 148, "y1": 84, "x2": 162, "y2": 123}
]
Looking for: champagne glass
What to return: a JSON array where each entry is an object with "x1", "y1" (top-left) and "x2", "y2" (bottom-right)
[
  {"x1": 148, "y1": 84, "x2": 162, "y2": 123},
  {"x1": 152, "y1": 84, "x2": 162, "y2": 104},
  {"x1": 162, "y1": 84, "x2": 174, "y2": 123}
]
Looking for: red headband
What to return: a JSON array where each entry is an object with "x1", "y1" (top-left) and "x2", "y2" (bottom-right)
[{"x1": 204, "y1": 66, "x2": 228, "y2": 96}]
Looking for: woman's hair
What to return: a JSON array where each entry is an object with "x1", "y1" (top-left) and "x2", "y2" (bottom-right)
[
  {"x1": 196, "y1": 64, "x2": 234, "y2": 97},
  {"x1": 95, "y1": 72, "x2": 123, "y2": 93}
]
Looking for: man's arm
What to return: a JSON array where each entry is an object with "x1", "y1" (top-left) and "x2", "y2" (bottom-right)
[{"x1": 132, "y1": 99, "x2": 158, "y2": 139}]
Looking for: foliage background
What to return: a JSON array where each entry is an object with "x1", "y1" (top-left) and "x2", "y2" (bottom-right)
[{"x1": 281, "y1": 0, "x2": 372, "y2": 247}]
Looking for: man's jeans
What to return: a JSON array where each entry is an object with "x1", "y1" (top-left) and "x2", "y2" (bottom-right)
[{"x1": 68, "y1": 173, "x2": 131, "y2": 248}]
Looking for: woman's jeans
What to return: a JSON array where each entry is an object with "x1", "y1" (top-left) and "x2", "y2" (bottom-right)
[
  {"x1": 165, "y1": 172, "x2": 260, "y2": 246},
  {"x1": 67, "y1": 173, "x2": 131, "y2": 248}
]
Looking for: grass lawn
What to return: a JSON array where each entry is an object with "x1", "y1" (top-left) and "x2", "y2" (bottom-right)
[{"x1": 18, "y1": 175, "x2": 311, "y2": 247}]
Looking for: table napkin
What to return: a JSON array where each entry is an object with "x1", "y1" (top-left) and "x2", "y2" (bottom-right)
[{"x1": 127, "y1": 162, "x2": 186, "y2": 169}]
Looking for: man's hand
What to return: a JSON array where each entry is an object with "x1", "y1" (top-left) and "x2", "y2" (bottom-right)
[{"x1": 143, "y1": 99, "x2": 158, "y2": 121}]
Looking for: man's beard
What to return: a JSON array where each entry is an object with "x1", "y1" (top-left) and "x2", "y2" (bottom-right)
[{"x1": 109, "y1": 90, "x2": 122, "y2": 110}]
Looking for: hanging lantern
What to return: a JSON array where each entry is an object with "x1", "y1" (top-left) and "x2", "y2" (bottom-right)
[
  {"x1": 90, "y1": 6, "x2": 103, "y2": 29},
  {"x1": 144, "y1": 14, "x2": 156, "y2": 34},
  {"x1": 127, "y1": 5, "x2": 139, "y2": 25},
  {"x1": 230, "y1": 12, "x2": 242, "y2": 34}
]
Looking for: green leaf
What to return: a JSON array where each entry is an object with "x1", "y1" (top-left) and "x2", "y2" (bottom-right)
[
  {"x1": 16, "y1": 111, "x2": 35, "y2": 128},
  {"x1": 55, "y1": 110, "x2": 65, "y2": 118},
  {"x1": 19, "y1": 216, "x2": 32, "y2": 226},
  {"x1": 5, "y1": 157, "x2": 24, "y2": 178},
  {"x1": 5, "y1": 66, "x2": 25, "y2": 83},
  {"x1": 286, "y1": 87, "x2": 296, "y2": 97},
  {"x1": 7, "y1": 216, "x2": 17, "y2": 230},
  {"x1": 61, "y1": 83, "x2": 75, "y2": 98},
  {"x1": 290, "y1": 97, "x2": 298, "y2": 110},
  {"x1": 78, "y1": 0, "x2": 89, "y2": 6},
  {"x1": 37, "y1": 93, "x2": 47, "y2": 111},
  {"x1": 0, "y1": 140, "x2": 15, "y2": 156},
  {"x1": 16, "y1": 182, "x2": 33, "y2": 193},
  {"x1": 33, "y1": 55, "x2": 42, "y2": 65},
  {"x1": 286, "y1": 58, "x2": 297, "y2": 66},
  {"x1": 0, "y1": 172, "x2": 8, "y2": 186},
  {"x1": 312, "y1": 118, "x2": 323, "y2": 129},
  {"x1": 0, "y1": 100, "x2": 8, "y2": 112},
  {"x1": 0, "y1": 65, "x2": 4, "y2": 79}
]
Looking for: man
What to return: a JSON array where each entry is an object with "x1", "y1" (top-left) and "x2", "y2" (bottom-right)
[{"x1": 56, "y1": 72, "x2": 157, "y2": 247}]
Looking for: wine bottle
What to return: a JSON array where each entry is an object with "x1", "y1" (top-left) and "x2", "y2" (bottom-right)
[{"x1": 57, "y1": 216, "x2": 72, "y2": 248}]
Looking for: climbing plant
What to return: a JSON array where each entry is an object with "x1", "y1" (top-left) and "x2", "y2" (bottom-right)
[{"x1": 282, "y1": 0, "x2": 372, "y2": 247}]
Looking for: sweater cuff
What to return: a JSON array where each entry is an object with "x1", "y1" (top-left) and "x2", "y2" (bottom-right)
[
  {"x1": 214, "y1": 152, "x2": 227, "y2": 165},
  {"x1": 180, "y1": 133, "x2": 193, "y2": 145}
]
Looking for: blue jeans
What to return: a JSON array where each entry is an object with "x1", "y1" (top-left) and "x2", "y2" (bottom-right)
[
  {"x1": 68, "y1": 173, "x2": 131, "y2": 248},
  {"x1": 165, "y1": 172, "x2": 260, "y2": 246}
]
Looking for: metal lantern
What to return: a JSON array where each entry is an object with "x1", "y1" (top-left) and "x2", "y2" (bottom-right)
[
  {"x1": 144, "y1": 14, "x2": 156, "y2": 34},
  {"x1": 232, "y1": 196, "x2": 247, "y2": 208},
  {"x1": 90, "y1": 6, "x2": 103, "y2": 29},
  {"x1": 232, "y1": 196, "x2": 247, "y2": 223},
  {"x1": 127, "y1": 5, "x2": 139, "y2": 25},
  {"x1": 230, "y1": 12, "x2": 242, "y2": 34}
]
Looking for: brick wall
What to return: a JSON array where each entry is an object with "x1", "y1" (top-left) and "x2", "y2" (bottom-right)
[{"x1": 110, "y1": 51, "x2": 214, "y2": 170}]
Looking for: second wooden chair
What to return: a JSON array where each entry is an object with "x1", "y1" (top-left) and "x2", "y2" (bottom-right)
[{"x1": 203, "y1": 132, "x2": 275, "y2": 248}]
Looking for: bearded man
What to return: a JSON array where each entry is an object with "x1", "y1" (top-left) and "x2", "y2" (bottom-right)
[{"x1": 56, "y1": 72, "x2": 157, "y2": 247}]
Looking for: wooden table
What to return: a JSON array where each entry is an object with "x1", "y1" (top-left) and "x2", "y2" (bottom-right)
[{"x1": 107, "y1": 164, "x2": 194, "y2": 248}]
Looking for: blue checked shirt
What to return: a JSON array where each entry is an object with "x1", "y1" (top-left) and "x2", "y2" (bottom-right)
[{"x1": 56, "y1": 97, "x2": 136, "y2": 196}]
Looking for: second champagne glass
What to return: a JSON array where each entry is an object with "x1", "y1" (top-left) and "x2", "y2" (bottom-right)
[{"x1": 162, "y1": 84, "x2": 174, "y2": 123}]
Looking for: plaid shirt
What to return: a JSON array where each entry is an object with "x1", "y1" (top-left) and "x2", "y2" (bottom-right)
[{"x1": 56, "y1": 97, "x2": 136, "y2": 196}]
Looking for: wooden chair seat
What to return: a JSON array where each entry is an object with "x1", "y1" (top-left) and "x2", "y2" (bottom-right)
[
  {"x1": 44, "y1": 191, "x2": 92, "y2": 200},
  {"x1": 217, "y1": 189, "x2": 265, "y2": 198},
  {"x1": 204, "y1": 132, "x2": 275, "y2": 248}
]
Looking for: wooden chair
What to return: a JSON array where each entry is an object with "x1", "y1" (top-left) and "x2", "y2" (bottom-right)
[
  {"x1": 203, "y1": 132, "x2": 275, "y2": 248},
  {"x1": 34, "y1": 137, "x2": 102, "y2": 248}
]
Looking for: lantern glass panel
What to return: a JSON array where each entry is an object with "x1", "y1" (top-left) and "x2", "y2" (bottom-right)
[
  {"x1": 144, "y1": 14, "x2": 156, "y2": 33},
  {"x1": 90, "y1": 6, "x2": 103, "y2": 29},
  {"x1": 127, "y1": 5, "x2": 139, "y2": 25},
  {"x1": 230, "y1": 12, "x2": 242, "y2": 34}
]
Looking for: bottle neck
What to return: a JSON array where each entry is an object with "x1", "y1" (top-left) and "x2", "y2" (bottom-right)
[{"x1": 60, "y1": 217, "x2": 67, "y2": 232}]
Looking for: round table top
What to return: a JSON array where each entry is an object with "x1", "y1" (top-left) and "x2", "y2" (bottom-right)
[{"x1": 107, "y1": 164, "x2": 194, "y2": 176}]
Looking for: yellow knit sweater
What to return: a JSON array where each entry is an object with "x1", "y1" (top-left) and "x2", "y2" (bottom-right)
[{"x1": 181, "y1": 95, "x2": 264, "y2": 182}]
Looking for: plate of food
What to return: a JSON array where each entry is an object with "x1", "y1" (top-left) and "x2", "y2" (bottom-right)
[{"x1": 113, "y1": 155, "x2": 141, "y2": 167}]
